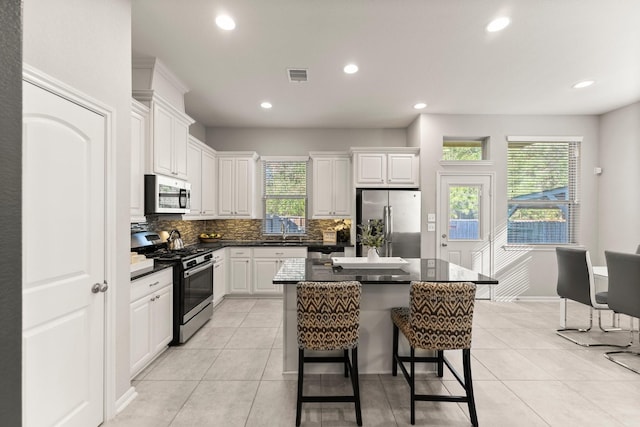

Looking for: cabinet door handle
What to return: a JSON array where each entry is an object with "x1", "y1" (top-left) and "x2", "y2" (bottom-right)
[
  {"x1": 149, "y1": 281, "x2": 160, "y2": 287},
  {"x1": 150, "y1": 296, "x2": 156, "y2": 302}
]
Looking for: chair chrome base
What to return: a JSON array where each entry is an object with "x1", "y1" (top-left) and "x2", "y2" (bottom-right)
[
  {"x1": 557, "y1": 301, "x2": 628, "y2": 348},
  {"x1": 605, "y1": 326, "x2": 640, "y2": 374}
]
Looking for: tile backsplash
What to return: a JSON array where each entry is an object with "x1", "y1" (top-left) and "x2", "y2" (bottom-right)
[{"x1": 141, "y1": 218, "x2": 352, "y2": 246}]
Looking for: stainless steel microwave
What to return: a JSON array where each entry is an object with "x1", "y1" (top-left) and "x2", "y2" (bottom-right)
[{"x1": 144, "y1": 174, "x2": 191, "y2": 214}]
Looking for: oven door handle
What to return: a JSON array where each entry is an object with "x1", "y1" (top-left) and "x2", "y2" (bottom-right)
[{"x1": 183, "y1": 261, "x2": 214, "y2": 278}]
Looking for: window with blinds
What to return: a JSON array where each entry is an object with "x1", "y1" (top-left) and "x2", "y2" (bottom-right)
[
  {"x1": 507, "y1": 137, "x2": 581, "y2": 244},
  {"x1": 262, "y1": 159, "x2": 307, "y2": 235}
]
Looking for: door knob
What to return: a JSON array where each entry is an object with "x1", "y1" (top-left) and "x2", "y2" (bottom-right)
[{"x1": 92, "y1": 281, "x2": 109, "y2": 293}]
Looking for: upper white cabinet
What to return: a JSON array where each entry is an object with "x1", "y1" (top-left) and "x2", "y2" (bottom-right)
[
  {"x1": 149, "y1": 98, "x2": 193, "y2": 180},
  {"x1": 132, "y1": 57, "x2": 194, "y2": 180},
  {"x1": 131, "y1": 99, "x2": 149, "y2": 222},
  {"x1": 217, "y1": 152, "x2": 259, "y2": 218},
  {"x1": 185, "y1": 136, "x2": 217, "y2": 219},
  {"x1": 310, "y1": 152, "x2": 351, "y2": 218},
  {"x1": 351, "y1": 147, "x2": 420, "y2": 188}
]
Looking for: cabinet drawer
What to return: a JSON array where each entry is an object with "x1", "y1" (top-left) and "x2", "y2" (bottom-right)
[
  {"x1": 252, "y1": 247, "x2": 307, "y2": 258},
  {"x1": 131, "y1": 267, "x2": 173, "y2": 302},
  {"x1": 229, "y1": 247, "x2": 253, "y2": 258},
  {"x1": 211, "y1": 248, "x2": 226, "y2": 262}
]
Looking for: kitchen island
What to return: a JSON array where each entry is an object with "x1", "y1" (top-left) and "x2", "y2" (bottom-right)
[{"x1": 273, "y1": 257, "x2": 498, "y2": 374}]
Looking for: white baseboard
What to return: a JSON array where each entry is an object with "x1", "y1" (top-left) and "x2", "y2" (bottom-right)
[{"x1": 114, "y1": 386, "x2": 138, "y2": 415}]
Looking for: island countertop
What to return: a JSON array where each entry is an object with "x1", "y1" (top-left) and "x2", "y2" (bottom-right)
[{"x1": 273, "y1": 257, "x2": 498, "y2": 285}]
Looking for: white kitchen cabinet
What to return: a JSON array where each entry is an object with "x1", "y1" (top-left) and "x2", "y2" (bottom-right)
[
  {"x1": 131, "y1": 99, "x2": 149, "y2": 222},
  {"x1": 185, "y1": 136, "x2": 217, "y2": 219},
  {"x1": 352, "y1": 148, "x2": 420, "y2": 188},
  {"x1": 130, "y1": 267, "x2": 173, "y2": 378},
  {"x1": 212, "y1": 248, "x2": 226, "y2": 306},
  {"x1": 218, "y1": 152, "x2": 259, "y2": 217},
  {"x1": 131, "y1": 91, "x2": 195, "y2": 181},
  {"x1": 310, "y1": 153, "x2": 351, "y2": 218},
  {"x1": 252, "y1": 247, "x2": 307, "y2": 294},
  {"x1": 228, "y1": 248, "x2": 252, "y2": 294}
]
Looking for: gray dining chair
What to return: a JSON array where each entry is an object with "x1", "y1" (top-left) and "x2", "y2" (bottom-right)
[
  {"x1": 604, "y1": 251, "x2": 640, "y2": 373},
  {"x1": 556, "y1": 247, "x2": 626, "y2": 347}
]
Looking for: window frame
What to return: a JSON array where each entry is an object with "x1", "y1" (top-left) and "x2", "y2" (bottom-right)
[
  {"x1": 261, "y1": 156, "x2": 309, "y2": 236},
  {"x1": 506, "y1": 135, "x2": 582, "y2": 246}
]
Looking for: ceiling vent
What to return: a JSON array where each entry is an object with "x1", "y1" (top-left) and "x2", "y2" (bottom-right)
[{"x1": 287, "y1": 68, "x2": 308, "y2": 83}]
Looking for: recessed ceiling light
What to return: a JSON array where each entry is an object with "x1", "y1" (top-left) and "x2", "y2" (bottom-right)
[
  {"x1": 260, "y1": 101, "x2": 272, "y2": 109},
  {"x1": 486, "y1": 16, "x2": 510, "y2": 33},
  {"x1": 215, "y1": 14, "x2": 236, "y2": 30},
  {"x1": 413, "y1": 102, "x2": 427, "y2": 110},
  {"x1": 572, "y1": 80, "x2": 595, "y2": 89},
  {"x1": 343, "y1": 64, "x2": 359, "y2": 74}
]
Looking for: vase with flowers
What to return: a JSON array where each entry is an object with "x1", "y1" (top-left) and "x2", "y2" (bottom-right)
[{"x1": 358, "y1": 219, "x2": 385, "y2": 262}]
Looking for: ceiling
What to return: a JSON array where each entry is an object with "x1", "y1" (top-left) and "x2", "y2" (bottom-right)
[{"x1": 132, "y1": 0, "x2": 640, "y2": 129}]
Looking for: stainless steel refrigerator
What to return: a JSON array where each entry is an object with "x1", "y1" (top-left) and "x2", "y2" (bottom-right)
[{"x1": 356, "y1": 189, "x2": 421, "y2": 257}]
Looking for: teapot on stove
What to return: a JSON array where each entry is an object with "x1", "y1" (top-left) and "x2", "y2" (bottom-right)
[{"x1": 167, "y1": 229, "x2": 184, "y2": 250}]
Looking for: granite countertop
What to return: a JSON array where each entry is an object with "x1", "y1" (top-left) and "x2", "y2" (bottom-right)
[
  {"x1": 272, "y1": 258, "x2": 499, "y2": 285},
  {"x1": 130, "y1": 263, "x2": 172, "y2": 281}
]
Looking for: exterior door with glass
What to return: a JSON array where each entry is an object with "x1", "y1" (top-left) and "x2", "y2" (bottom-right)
[{"x1": 438, "y1": 174, "x2": 493, "y2": 298}]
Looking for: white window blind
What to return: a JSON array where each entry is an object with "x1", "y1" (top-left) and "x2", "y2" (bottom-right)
[
  {"x1": 507, "y1": 137, "x2": 581, "y2": 244},
  {"x1": 262, "y1": 159, "x2": 307, "y2": 235}
]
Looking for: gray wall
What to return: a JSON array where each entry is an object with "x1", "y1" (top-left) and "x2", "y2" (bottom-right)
[
  {"x1": 190, "y1": 120, "x2": 207, "y2": 141},
  {"x1": 417, "y1": 113, "x2": 600, "y2": 298},
  {"x1": 206, "y1": 127, "x2": 407, "y2": 155},
  {"x1": 23, "y1": 0, "x2": 133, "y2": 409},
  {"x1": 597, "y1": 102, "x2": 640, "y2": 260},
  {"x1": 0, "y1": 1, "x2": 22, "y2": 424}
]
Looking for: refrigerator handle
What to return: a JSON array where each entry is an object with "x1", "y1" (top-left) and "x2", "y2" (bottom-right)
[{"x1": 387, "y1": 206, "x2": 393, "y2": 242}]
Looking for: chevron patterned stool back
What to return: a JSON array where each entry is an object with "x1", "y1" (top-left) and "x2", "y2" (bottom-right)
[
  {"x1": 296, "y1": 281, "x2": 361, "y2": 351},
  {"x1": 391, "y1": 281, "x2": 479, "y2": 426},
  {"x1": 295, "y1": 281, "x2": 363, "y2": 426}
]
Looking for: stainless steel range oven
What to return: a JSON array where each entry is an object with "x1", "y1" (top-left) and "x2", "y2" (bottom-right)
[
  {"x1": 131, "y1": 231, "x2": 214, "y2": 344},
  {"x1": 175, "y1": 251, "x2": 214, "y2": 344}
]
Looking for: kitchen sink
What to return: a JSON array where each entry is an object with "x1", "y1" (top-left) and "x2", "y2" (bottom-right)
[{"x1": 259, "y1": 241, "x2": 305, "y2": 246}]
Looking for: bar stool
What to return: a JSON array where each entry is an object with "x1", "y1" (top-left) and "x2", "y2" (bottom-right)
[
  {"x1": 296, "y1": 281, "x2": 362, "y2": 426},
  {"x1": 391, "y1": 281, "x2": 478, "y2": 426}
]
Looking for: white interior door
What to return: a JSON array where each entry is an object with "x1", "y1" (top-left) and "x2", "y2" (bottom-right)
[
  {"x1": 22, "y1": 80, "x2": 106, "y2": 427},
  {"x1": 438, "y1": 174, "x2": 493, "y2": 298}
]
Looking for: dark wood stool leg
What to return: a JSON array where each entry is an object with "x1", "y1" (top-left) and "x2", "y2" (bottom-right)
[
  {"x1": 410, "y1": 346, "x2": 416, "y2": 425},
  {"x1": 351, "y1": 347, "x2": 363, "y2": 426},
  {"x1": 392, "y1": 323, "x2": 399, "y2": 376},
  {"x1": 344, "y1": 349, "x2": 349, "y2": 378},
  {"x1": 437, "y1": 350, "x2": 444, "y2": 377},
  {"x1": 296, "y1": 348, "x2": 304, "y2": 427},
  {"x1": 463, "y1": 349, "x2": 478, "y2": 427}
]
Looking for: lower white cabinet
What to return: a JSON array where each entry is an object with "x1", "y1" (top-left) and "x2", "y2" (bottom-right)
[
  {"x1": 130, "y1": 268, "x2": 173, "y2": 378},
  {"x1": 228, "y1": 248, "x2": 252, "y2": 294},
  {"x1": 252, "y1": 247, "x2": 307, "y2": 294},
  {"x1": 212, "y1": 248, "x2": 226, "y2": 306},
  {"x1": 226, "y1": 246, "x2": 307, "y2": 296}
]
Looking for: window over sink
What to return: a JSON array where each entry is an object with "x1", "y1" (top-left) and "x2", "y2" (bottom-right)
[{"x1": 262, "y1": 157, "x2": 308, "y2": 236}]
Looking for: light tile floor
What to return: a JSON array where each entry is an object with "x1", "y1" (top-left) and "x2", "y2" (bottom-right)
[{"x1": 105, "y1": 299, "x2": 640, "y2": 426}]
